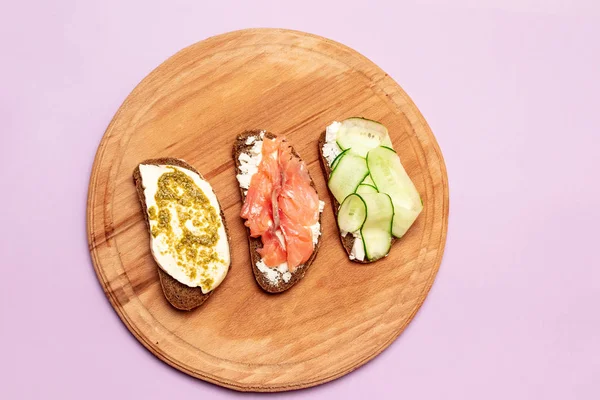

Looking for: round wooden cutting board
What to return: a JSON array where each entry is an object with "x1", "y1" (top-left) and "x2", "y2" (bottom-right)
[{"x1": 87, "y1": 28, "x2": 449, "y2": 392}]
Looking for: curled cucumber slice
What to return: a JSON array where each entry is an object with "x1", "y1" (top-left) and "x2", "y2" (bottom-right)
[
  {"x1": 366, "y1": 146, "x2": 422, "y2": 238},
  {"x1": 359, "y1": 193, "x2": 394, "y2": 261},
  {"x1": 337, "y1": 194, "x2": 367, "y2": 234},
  {"x1": 356, "y1": 184, "x2": 378, "y2": 194},
  {"x1": 328, "y1": 153, "x2": 369, "y2": 203},
  {"x1": 330, "y1": 148, "x2": 349, "y2": 170},
  {"x1": 361, "y1": 175, "x2": 375, "y2": 186},
  {"x1": 336, "y1": 117, "x2": 393, "y2": 157}
]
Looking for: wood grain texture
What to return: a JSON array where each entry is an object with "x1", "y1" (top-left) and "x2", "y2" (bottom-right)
[{"x1": 87, "y1": 28, "x2": 449, "y2": 392}]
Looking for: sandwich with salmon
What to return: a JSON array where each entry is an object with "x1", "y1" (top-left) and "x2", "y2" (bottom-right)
[
  {"x1": 318, "y1": 118, "x2": 423, "y2": 263},
  {"x1": 234, "y1": 130, "x2": 324, "y2": 293},
  {"x1": 133, "y1": 158, "x2": 231, "y2": 310}
]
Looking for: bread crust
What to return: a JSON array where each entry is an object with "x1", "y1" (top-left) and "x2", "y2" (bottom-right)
[
  {"x1": 233, "y1": 130, "x2": 322, "y2": 293},
  {"x1": 133, "y1": 158, "x2": 231, "y2": 310}
]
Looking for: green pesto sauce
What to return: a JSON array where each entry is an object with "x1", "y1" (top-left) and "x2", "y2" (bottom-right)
[{"x1": 149, "y1": 167, "x2": 224, "y2": 289}]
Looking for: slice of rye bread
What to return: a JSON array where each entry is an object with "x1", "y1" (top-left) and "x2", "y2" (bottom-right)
[
  {"x1": 133, "y1": 158, "x2": 231, "y2": 311},
  {"x1": 317, "y1": 131, "x2": 396, "y2": 264},
  {"x1": 233, "y1": 130, "x2": 323, "y2": 293}
]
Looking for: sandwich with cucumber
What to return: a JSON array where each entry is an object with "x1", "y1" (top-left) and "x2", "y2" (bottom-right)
[
  {"x1": 234, "y1": 130, "x2": 324, "y2": 293},
  {"x1": 133, "y1": 158, "x2": 231, "y2": 310},
  {"x1": 318, "y1": 118, "x2": 423, "y2": 263}
]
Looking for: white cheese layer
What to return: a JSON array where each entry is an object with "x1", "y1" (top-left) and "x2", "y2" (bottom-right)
[
  {"x1": 236, "y1": 139, "x2": 263, "y2": 194},
  {"x1": 323, "y1": 121, "x2": 343, "y2": 165},
  {"x1": 348, "y1": 231, "x2": 366, "y2": 261},
  {"x1": 257, "y1": 259, "x2": 292, "y2": 284},
  {"x1": 139, "y1": 164, "x2": 230, "y2": 294},
  {"x1": 310, "y1": 200, "x2": 326, "y2": 246}
]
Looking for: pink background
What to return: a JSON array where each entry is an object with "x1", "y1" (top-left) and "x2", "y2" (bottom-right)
[{"x1": 2, "y1": 1, "x2": 599, "y2": 398}]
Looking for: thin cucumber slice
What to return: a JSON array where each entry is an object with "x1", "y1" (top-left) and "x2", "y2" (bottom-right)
[
  {"x1": 328, "y1": 153, "x2": 369, "y2": 203},
  {"x1": 366, "y1": 146, "x2": 423, "y2": 238},
  {"x1": 337, "y1": 194, "x2": 367, "y2": 233},
  {"x1": 359, "y1": 193, "x2": 394, "y2": 261},
  {"x1": 388, "y1": 204, "x2": 421, "y2": 238},
  {"x1": 336, "y1": 117, "x2": 393, "y2": 157},
  {"x1": 330, "y1": 148, "x2": 350, "y2": 170},
  {"x1": 356, "y1": 184, "x2": 378, "y2": 194},
  {"x1": 361, "y1": 175, "x2": 375, "y2": 186}
]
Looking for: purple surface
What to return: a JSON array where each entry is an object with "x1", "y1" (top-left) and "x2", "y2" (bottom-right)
[{"x1": 2, "y1": 1, "x2": 599, "y2": 399}]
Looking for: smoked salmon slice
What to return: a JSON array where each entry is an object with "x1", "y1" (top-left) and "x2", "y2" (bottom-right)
[
  {"x1": 256, "y1": 228, "x2": 287, "y2": 267},
  {"x1": 241, "y1": 135, "x2": 319, "y2": 272},
  {"x1": 240, "y1": 136, "x2": 283, "y2": 237},
  {"x1": 279, "y1": 144, "x2": 319, "y2": 227}
]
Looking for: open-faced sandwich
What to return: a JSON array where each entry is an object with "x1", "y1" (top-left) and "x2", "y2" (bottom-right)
[
  {"x1": 133, "y1": 158, "x2": 231, "y2": 310},
  {"x1": 318, "y1": 118, "x2": 423, "y2": 263},
  {"x1": 234, "y1": 130, "x2": 324, "y2": 293}
]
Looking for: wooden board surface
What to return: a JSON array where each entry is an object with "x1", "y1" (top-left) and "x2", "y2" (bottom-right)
[{"x1": 87, "y1": 28, "x2": 449, "y2": 392}]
